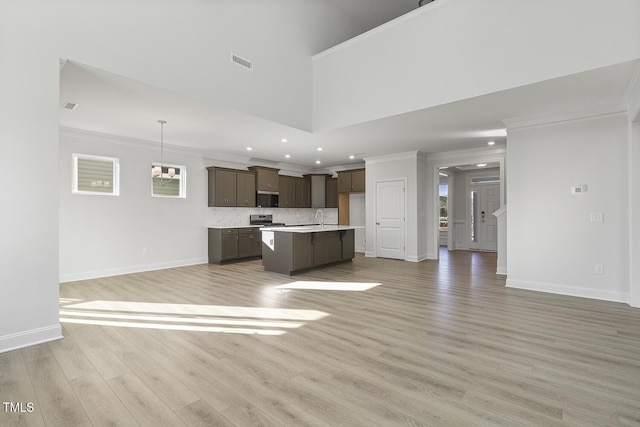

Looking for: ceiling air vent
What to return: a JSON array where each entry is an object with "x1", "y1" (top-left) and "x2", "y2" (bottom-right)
[
  {"x1": 231, "y1": 53, "x2": 253, "y2": 71},
  {"x1": 63, "y1": 102, "x2": 78, "y2": 110}
]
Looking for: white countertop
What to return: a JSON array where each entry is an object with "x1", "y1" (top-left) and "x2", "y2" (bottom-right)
[
  {"x1": 207, "y1": 225, "x2": 262, "y2": 229},
  {"x1": 264, "y1": 225, "x2": 358, "y2": 233}
]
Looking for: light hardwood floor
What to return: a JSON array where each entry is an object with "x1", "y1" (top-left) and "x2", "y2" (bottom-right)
[{"x1": 2, "y1": 250, "x2": 640, "y2": 426}]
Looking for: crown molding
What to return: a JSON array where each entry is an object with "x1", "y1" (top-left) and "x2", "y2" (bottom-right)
[
  {"x1": 503, "y1": 101, "x2": 628, "y2": 130},
  {"x1": 364, "y1": 151, "x2": 421, "y2": 165},
  {"x1": 60, "y1": 126, "x2": 357, "y2": 176},
  {"x1": 60, "y1": 126, "x2": 255, "y2": 164},
  {"x1": 426, "y1": 146, "x2": 506, "y2": 164}
]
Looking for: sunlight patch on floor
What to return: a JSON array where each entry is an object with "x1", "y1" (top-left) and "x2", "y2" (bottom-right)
[
  {"x1": 59, "y1": 300, "x2": 329, "y2": 335},
  {"x1": 275, "y1": 281, "x2": 381, "y2": 291}
]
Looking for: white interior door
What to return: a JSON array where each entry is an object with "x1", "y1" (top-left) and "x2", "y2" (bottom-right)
[
  {"x1": 376, "y1": 180, "x2": 405, "y2": 260},
  {"x1": 469, "y1": 183, "x2": 499, "y2": 251}
]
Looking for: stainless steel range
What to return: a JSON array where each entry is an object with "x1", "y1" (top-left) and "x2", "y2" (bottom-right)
[{"x1": 249, "y1": 214, "x2": 285, "y2": 227}]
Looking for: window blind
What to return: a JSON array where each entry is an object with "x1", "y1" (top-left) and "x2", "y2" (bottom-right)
[{"x1": 77, "y1": 157, "x2": 115, "y2": 193}]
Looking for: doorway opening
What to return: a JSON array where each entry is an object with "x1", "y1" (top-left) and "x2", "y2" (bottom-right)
[{"x1": 434, "y1": 161, "x2": 503, "y2": 255}]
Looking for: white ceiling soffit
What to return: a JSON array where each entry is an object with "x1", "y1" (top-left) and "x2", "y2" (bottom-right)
[{"x1": 59, "y1": 59, "x2": 638, "y2": 168}]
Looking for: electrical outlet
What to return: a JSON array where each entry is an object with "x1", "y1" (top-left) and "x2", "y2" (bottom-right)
[{"x1": 595, "y1": 264, "x2": 604, "y2": 274}]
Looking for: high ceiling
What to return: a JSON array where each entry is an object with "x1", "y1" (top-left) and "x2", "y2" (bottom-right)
[{"x1": 58, "y1": 1, "x2": 638, "y2": 170}]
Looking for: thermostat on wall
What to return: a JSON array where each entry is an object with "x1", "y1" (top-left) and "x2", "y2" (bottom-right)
[{"x1": 571, "y1": 185, "x2": 587, "y2": 195}]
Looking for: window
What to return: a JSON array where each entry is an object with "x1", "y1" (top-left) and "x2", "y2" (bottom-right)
[
  {"x1": 151, "y1": 163, "x2": 186, "y2": 198},
  {"x1": 439, "y1": 184, "x2": 448, "y2": 231},
  {"x1": 73, "y1": 154, "x2": 119, "y2": 196}
]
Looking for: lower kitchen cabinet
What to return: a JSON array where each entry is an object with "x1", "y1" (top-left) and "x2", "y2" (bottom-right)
[
  {"x1": 262, "y1": 228, "x2": 355, "y2": 275},
  {"x1": 209, "y1": 227, "x2": 261, "y2": 263}
]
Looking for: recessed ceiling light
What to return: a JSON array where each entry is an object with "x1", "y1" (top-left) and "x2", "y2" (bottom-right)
[
  {"x1": 281, "y1": 138, "x2": 288, "y2": 143},
  {"x1": 349, "y1": 155, "x2": 355, "y2": 160},
  {"x1": 317, "y1": 147, "x2": 323, "y2": 151},
  {"x1": 476, "y1": 163, "x2": 487, "y2": 167},
  {"x1": 439, "y1": 172, "x2": 449, "y2": 177},
  {"x1": 285, "y1": 154, "x2": 291, "y2": 158},
  {"x1": 487, "y1": 141, "x2": 495, "y2": 146},
  {"x1": 315, "y1": 160, "x2": 321, "y2": 164},
  {"x1": 246, "y1": 147, "x2": 253, "y2": 151}
]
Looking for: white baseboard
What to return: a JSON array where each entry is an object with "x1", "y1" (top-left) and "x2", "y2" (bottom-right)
[
  {"x1": 406, "y1": 253, "x2": 429, "y2": 262},
  {"x1": 60, "y1": 257, "x2": 208, "y2": 283},
  {"x1": 496, "y1": 267, "x2": 508, "y2": 275},
  {"x1": 506, "y1": 278, "x2": 628, "y2": 304},
  {"x1": 0, "y1": 324, "x2": 63, "y2": 354},
  {"x1": 365, "y1": 251, "x2": 376, "y2": 258}
]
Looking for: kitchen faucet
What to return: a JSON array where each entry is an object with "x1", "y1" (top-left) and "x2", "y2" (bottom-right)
[{"x1": 315, "y1": 209, "x2": 324, "y2": 228}]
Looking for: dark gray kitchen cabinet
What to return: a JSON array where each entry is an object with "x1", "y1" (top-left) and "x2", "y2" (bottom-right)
[
  {"x1": 249, "y1": 166, "x2": 279, "y2": 193},
  {"x1": 279, "y1": 176, "x2": 296, "y2": 208},
  {"x1": 209, "y1": 168, "x2": 237, "y2": 207},
  {"x1": 207, "y1": 167, "x2": 256, "y2": 207},
  {"x1": 238, "y1": 228, "x2": 262, "y2": 258},
  {"x1": 325, "y1": 177, "x2": 338, "y2": 208},
  {"x1": 209, "y1": 227, "x2": 261, "y2": 263},
  {"x1": 236, "y1": 171, "x2": 256, "y2": 207},
  {"x1": 337, "y1": 169, "x2": 365, "y2": 193},
  {"x1": 262, "y1": 229, "x2": 355, "y2": 275},
  {"x1": 295, "y1": 177, "x2": 311, "y2": 208},
  {"x1": 292, "y1": 233, "x2": 314, "y2": 271}
]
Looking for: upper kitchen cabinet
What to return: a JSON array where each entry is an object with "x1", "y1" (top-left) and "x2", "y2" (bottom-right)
[
  {"x1": 249, "y1": 166, "x2": 279, "y2": 193},
  {"x1": 208, "y1": 167, "x2": 236, "y2": 207},
  {"x1": 306, "y1": 174, "x2": 337, "y2": 208},
  {"x1": 326, "y1": 177, "x2": 338, "y2": 208},
  {"x1": 236, "y1": 170, "x2": 256, "y2": 207},
  {"x1": 279, "y1": 175, "x2": 296, "y2": 208},
  {"x1": 337, "y1": 169, "x2": 365, "y2": 193},
  {"x1": 207, "y1": 167, "x2": 255, "y2": 207},
  {"x1": 295, "y1": 177, "x2": 311, "y2": 208}
]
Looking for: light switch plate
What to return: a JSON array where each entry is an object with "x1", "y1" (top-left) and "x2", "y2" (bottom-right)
[{"x1": 590, "y1": 212, "x2": 604, "y2": 222}]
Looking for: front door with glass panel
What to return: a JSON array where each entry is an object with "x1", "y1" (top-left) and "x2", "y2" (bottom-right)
[{"x1": 469, "y1": 183, "x2": 499, "y2": 251}]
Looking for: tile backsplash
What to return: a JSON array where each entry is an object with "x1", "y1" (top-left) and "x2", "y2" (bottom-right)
[{"x1": 207, "y1": 207, "x2": 338, "y2": 227}]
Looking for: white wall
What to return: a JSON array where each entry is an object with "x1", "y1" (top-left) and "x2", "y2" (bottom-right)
[
  {"x1": 365, "y1": 152, "x2": 419, "y2": 261},
  {"x1": 53, "y1": 0, "x2": 347, "y2": 132},
  {"x1": 59, "y1": 130, "x2": 208, "y2": 282},
  {"x1": 0, "y1": 0, "x2": 358, "y2": 352},
  {"x1": 313, "y1": 0, "x2": 640, "y2": 131},
  {"x1": 59, "y1": 129, "x2": 342, "y2": 283},
  {"x1": 506, "y1": 113, "x2": 630, "y2": 302},
  {"x1": 0, "y1": 7, "x2": 62, "y2": 351}
]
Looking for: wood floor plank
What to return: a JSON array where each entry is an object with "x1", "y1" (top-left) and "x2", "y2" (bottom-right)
[
  {"x1": 47, "y1": 328, "x2": 97, "y2": 382},
  {"x1": 0, "y1": 351, "x2": 44, "y2": 426},
  {"x1": 69, "y1": 373, "x2": 139, "y2": 427},
  {"x1": 20, "y1": 344, "x2": 89, "y2": 427},
  {"x1": 61, "y1": 322, "x2": 131, "y2": 381},
  {"x1": 90, "y1": 326, "x2": 200, "y2": 411},
  {"x1": 174, "y1": 399, "x2": 236, "y2": 427},
  {"x1": 1, "y1": 249, "x2": 638, "y2": 425},
  {"x1": 107, "y1": 372, "x2": 186, "y2": 427}
]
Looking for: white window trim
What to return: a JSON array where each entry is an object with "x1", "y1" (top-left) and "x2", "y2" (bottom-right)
[
  {"x1": 151, "y1": 162, "x2": 187, "y2": 198},
  {"x1": 72, "y1": 153, "x2": 120, "y2": 196}
]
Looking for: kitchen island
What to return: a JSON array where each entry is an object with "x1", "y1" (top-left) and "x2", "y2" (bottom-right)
[{"x1": 261, "y1": 225, "x2": 355, "y2": 275}]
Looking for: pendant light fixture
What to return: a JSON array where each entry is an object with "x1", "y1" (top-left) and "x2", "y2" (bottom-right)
[{"x1": 151, "y1": 120, "x2": 175, "y2": 186}]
